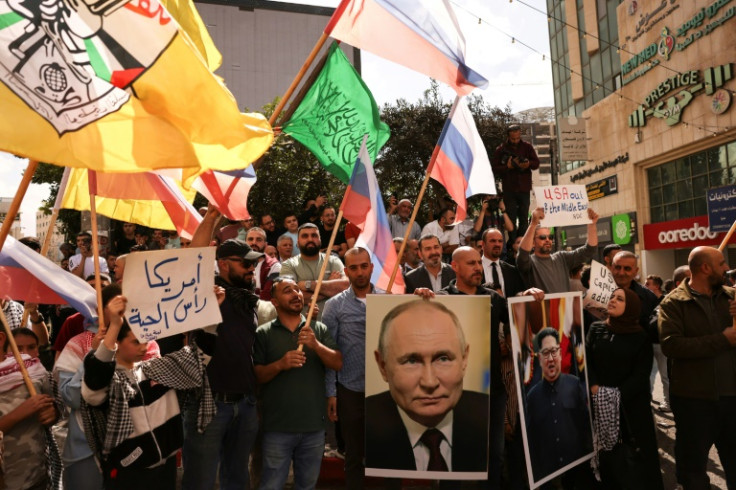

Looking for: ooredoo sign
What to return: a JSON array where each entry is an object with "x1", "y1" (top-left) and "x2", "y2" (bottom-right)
[{"x1": 643, "y1": 215, "x2": 736, "y2": 249}]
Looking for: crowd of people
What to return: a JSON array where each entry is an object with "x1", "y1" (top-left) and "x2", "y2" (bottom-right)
[{"x1": 1, "y1": 162, "x2": 735, "y2": 490}]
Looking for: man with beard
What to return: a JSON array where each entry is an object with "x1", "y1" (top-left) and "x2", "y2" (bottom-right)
[
  {"x1": 246, "y1": 227, "x2": 281, "y2": 301},
  {"x1": 254, "y1": 276, "x2": 342, "y2": 490},
  {"x1": 429, "y1": 247, "x2": 542, "y2": 488},
  {"x1": 318, "y1": 206, "x2": 347, "y2": 258},
  {"x1": 388, "y1": 197, "x2": 422, "y2": 240},
  {"x1": 517, "y1": 207, "x2": 599, "y2": 293},
  {"x1": 280, "y1": 223, "x2": 348, "y2": 320},
  {"x1": 480, "y1": 228, "x2": 526, "y2": 297},
  {"x1": 184, "y1": 207, "x2": 264, "y2": 490},
  {"x1": 404, "y1": 235, "x2": 456, "y2": 293},
  {"x1": 659, "y1": 246, "x2": 736, "y2": 488},
  {"x1": 526, "y1": 328, "x2": 592, "y2": 484},
  {"x1": 491, "y1": 125, "x2": 540, "y2": 238},
  {"x1": 322, "y1": 247, "x2": 380, "y2": 488}
]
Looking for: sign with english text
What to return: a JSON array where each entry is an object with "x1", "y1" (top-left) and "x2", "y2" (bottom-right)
[
  {"x1": 123, "y1": 247, "x2": 221, "y2": 342},
  {"x1": 533, "y1": 185, "x2": 591, "y2": 227},
  {"x1": 586, "y1": 261, "x2": 616, "y2": 308}
]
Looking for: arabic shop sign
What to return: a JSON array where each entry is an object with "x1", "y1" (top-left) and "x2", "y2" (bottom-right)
[
  {"x1": 628, "y1": 64, "x2": 733, "y2": 127},
  {"x1": 558, "y1": 116, "x2": 588, "y2": 162},
  {"x1": 707, "y1": 184, "x2": 736, "y2": 233},
  {"x1": 586, "y1": 175, "x2": 618, "y2": 201},
  {"x1": 620, "y1": 0, "x2": 733, "y2": 85},
  {"x1": 675, "y1": 0, "x2": 735, "y2": 52},
  {"x1": 569, "y1": 153, "x2": 629, "y2": 183},
  {"x1": 625, "y1": 0, "x2": 680, "y2": 44}
]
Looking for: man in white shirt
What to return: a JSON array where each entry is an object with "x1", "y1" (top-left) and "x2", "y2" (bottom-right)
[
  {"x1": 421, "y1": 208, "x2": 460, "y2": 262},
  {"x1": 68, "y1": 231, "x2": 109, "y2": 279}
]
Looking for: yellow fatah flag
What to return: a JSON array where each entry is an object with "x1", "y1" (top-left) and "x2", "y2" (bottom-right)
[{"x1": 0, "y1": 0, "x2": 271, "y2": 182}]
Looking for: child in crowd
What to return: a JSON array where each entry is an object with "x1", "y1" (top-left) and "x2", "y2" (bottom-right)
[
  {"x1": 0, "y1": 326, "x2": 60, "y2": 489},
  {"x1": 12, "y1": 328, "x2": 40, "y2": 359},
  {"x1": 55, "y1": 284, "x2": 160, "y2": 490},
  {"x1": 81, "y1": 284, "x2": 221, "y2": 489}
]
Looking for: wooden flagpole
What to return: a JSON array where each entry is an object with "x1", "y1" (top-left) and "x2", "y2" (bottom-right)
[
  {"x1": 0, "y1": 159, "x2": 39, "y2": 252},
  {"x1": 268, "y1": 32, "x2": 329, "y2": 128},
  {"x1": 386, "y1": 146, "x2": 442, "y2": 293},
  {"x1": 88, "y1": 171, "x2": 106, "y2": 326},
  {"x1": 0, "y1": 306, "x2": 37, "y2": 395}
]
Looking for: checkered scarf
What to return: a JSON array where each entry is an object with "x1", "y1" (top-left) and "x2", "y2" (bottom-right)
[
  {"x1": 590, "y1": 386, "x2": 621, "y2": 480},
  {"x1": 81, "y1": 338, "x2": 215, "y2": 459}
]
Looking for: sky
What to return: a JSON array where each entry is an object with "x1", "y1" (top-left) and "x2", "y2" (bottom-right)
[{"x1": 0, "y1": 0, "x2": 554, "y2": 235}]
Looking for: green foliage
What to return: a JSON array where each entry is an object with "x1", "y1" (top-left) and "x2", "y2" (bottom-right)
[
  {"x1": 247, "y1": 82, "x2": 513, "y2": 226},
  {"x1": 30, "y1": 162, "x2": 80, "y2": 240}
]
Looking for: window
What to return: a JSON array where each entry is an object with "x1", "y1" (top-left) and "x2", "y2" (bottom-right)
[{"x1": 647, "y1": 140, "x2": 736, "y2": 223}]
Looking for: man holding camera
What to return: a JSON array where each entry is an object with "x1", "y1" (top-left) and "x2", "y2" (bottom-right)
[
  {"x1": 491, "y1": 125, "x2": 540, "y2": 240},
  {"x1": 68, "y1": 231, "x2": 110, "y2": 279}
]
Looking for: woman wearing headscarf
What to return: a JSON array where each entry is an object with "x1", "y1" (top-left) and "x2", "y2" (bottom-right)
[{"x1": 586, "y1": 287, "x2": 664, "y2": 489}]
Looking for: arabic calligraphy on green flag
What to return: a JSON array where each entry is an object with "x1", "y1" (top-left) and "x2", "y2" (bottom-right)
[{"x1": 282, "y1": 42, "x2": 390, "y2": 184}]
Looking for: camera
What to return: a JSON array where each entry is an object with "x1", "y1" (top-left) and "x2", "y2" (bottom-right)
[{"x1": 502, "y1": 150, "x2": 529, "y2": 170}]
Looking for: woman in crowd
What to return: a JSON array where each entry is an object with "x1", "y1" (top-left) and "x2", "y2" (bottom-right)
[{"x1": 586, "y1": 288, "x2": 664, "y2": 489}]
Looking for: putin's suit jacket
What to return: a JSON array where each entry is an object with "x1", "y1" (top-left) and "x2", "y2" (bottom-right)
[{"x1": 365, "y1": 390, "x2": 489, "y2": 472}]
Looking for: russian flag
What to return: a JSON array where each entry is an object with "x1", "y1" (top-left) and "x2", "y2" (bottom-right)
[
  {"x1": 430, "y1": 96, "x2": 496, "y2": 223},
  {"x1": 64, "y1": 169, "x2": 203, "y2": 240},
  {"x1": 0, "y1": 236, "x2": 98, "y2": 319},
  {"x1": 192, "y1": 166, "x2": 258, "y2": 221},
  {"x1": 341, "y1": 138, "x2": 405, "y2": 294},
  {"x1": 325, "y1": 0, "x2": 488, "y2": 96}
]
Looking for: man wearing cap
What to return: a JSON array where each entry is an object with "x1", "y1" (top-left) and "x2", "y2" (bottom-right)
[
  {"x1": 184, "y1": 205, "x2": 265, "y2": 490},
  {"x1": 491, "y1": 125, "x2": 540, "y2": 239}
]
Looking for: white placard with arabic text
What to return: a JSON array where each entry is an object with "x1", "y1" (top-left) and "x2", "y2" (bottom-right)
[
  {"x1": 558, "y1": 116, "x2": 589, "y2": 162},
  {"x1": 533, "y1": 185, "x2": 591, "y2": 227},
  {"x1": 586, "y1": 260, "x2": 616, "y2": 308},
  {"x1": 123, "y1": 248, "x2": 221, "y2": 342}
]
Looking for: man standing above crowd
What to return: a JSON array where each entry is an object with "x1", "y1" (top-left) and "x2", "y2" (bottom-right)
[
  {"x1": 491, "y1": 125, "x2": 540, "y2": 239},
  {"x1": 517, "y1": 207, "x2": 599, "y2": 293},
  {"x1": 480, "y1": 228, "x2": 526, "y2": 298},
  {"x1": 659, "y1": 246, "x2": 736, "y2": 489},
  {"x1": 254, "y1": 276, "x2": 342, "y2": 490},
  {"x1": 404, "y1": 235, "x2": 455, "y2": 293},
  {"x1": 280, "y1": 223, "x2": 348, "y2": 320},
  {"x1": 323, "y1": 247, "x2": 378, "y2": 489},
  {"x1": 421, "y1": 208, "x2": 460, "y2": 262},
  {"x1": 388, "y1": 197, "x2": 422, "y2": 240},
  {"x1": 184, "y1": 207, "x2": 263, "y2": 490}
]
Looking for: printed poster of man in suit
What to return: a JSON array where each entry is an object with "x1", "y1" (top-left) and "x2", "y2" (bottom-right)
[
  {"x1": 364, "y1": 295, "x2": 491, "y2": 481},
  {"x1": 508, "y1": 292, "x2": 594, "y2": 489}
]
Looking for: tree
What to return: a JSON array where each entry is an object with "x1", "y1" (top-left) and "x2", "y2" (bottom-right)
[
  {"x1": 375, "y1": 81, "x2": 513, "y2": 223},
  {"x1": 31, "y1": 162, "x2": 81, "y2": 241}
]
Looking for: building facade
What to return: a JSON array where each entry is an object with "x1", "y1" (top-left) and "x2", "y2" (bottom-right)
[
  {"x1": 0, "y1": 197, "x2": 22, "y2": 240},
  {"x1": 547, "y1": 0, "x2": 736, "y2": 277}
]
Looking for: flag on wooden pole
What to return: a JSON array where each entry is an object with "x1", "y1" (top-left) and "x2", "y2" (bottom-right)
[
  {"x1": 341, "y1": 138, "x2": 404, "y2": 293},
  {"x1": 282, "y1": 42, "x2": 390, "y2": 184}
]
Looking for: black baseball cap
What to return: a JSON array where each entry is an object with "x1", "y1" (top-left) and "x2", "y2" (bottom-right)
[{"x1": 216, "y1": 239, "x2": 264, "y2": 261}]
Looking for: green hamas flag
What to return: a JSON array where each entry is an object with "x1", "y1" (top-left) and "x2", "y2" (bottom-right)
[{"x1": 282, "y1": 42, "x2": 390, "y2": 184}]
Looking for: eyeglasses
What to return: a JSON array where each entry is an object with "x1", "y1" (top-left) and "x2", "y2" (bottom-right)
[
  {"x1": 536, "y1": 235, "x2": 554, "y2": 241},
  {"x1": 538, "y1": 347, "x2": 560, "y2": 359},
  {"x1": 262, "y1": 220, "x2": 274, "y2": 226},
  {"x1": 226, "y1": 257, "x2": 255, "y2": 268}
]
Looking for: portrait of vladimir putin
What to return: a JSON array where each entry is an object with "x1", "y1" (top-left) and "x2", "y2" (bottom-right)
[{"x1": 365, "y1": 300, "x2": 489, "y2": 475}]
